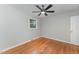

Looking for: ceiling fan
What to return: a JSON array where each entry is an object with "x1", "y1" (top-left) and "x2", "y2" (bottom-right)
[{"x1": 32, "y1": 4, "x2": 55, "y2": 16}]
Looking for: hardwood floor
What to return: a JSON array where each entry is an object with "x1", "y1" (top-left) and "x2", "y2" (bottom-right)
[{"x1": 1, "y1": 37, "x2": 79, "y2": 54}]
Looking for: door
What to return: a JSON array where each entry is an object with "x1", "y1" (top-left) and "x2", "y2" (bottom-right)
[{"x1": 71, "y1": 16, "x2": 79, "y2": 45}]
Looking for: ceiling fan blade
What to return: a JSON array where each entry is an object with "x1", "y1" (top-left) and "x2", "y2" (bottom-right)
[
  {"x1": 45, "y1": 4, "x2": 52, "y2": 11},
  {"x1": 36, "y1": 5, "x2": 42, "y2": 11},
  {"x1": 46, "y1": 11, "x2": 55, "y2": 13},
  {"x1": 38, "y1": 13, "x2": 41, "y2": 16},
  {"x1": 44, "y1": 13, "x2": 48, "y2": 16},
  {"x1": 32, "y1": 11, "x2": 41, "y2": 13}
]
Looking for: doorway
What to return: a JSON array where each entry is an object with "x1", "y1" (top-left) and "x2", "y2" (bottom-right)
[{"x1": 71, "y1": 16, "x2": 79, "y2": 45}]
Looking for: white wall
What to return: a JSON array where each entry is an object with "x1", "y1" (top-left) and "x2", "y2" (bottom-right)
[
  {"x1": 0, "y1": 5, "x2": 40, "y2": 50},
  {"x1": 41, "y1": 10, "x2": 79, "y2": 42}
]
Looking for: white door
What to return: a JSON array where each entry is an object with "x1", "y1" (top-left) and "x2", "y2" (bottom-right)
[{"x1": 71, "y1": 16, "x2": 79, "y2": 45}]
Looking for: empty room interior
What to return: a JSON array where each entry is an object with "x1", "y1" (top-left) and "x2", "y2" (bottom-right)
[{"x1": 0, "y1": 4, "x2": 79, "y2": 54}]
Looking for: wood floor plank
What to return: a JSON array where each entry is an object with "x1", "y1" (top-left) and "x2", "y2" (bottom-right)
[{"x1": 1, "y1": 37, "x2": 79, "y2": 54}]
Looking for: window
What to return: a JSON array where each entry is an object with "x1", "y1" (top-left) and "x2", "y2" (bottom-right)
[{"x1": 29, "y1": 19, "x2": 36, "y2": 28}]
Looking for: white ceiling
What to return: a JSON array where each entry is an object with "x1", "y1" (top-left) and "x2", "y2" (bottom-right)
[{"x1": 9, "y1": 4, "x2": 79, "y2": 19}]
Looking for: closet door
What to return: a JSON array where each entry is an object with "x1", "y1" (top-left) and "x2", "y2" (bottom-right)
[{"x1": 71, "y1": 16, "x2": 79, "y2": 45}]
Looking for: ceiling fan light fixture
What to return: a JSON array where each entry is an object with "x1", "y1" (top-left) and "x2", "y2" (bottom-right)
[
  {"x1": 41, "y1": 11, "x2": 45, "y2": 14},
  {"x1": 33, "y1": 4, "x2": 55, "y2": 16}
]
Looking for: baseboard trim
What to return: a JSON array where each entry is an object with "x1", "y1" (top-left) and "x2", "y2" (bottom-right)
[
  {"x1": 0, "y1": 37, "x2": 40, "y2": 53},
  {"x1": 42, "y1": 36, "x2": 79, "y2": 46}
]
